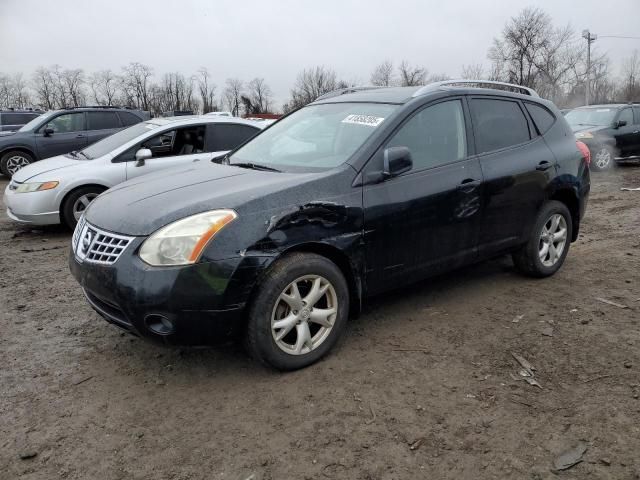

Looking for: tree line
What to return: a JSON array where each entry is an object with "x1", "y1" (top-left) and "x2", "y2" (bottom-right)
[{"x1": 0, "y1": 7, "x2": 638, "y2": 115}]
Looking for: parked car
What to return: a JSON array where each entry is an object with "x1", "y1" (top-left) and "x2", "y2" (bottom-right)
[
  {"x1": 0, "y1": 106, "x2": 149, "y2": 177},
  {"x1": 69, "y1": 81, "x2": 590, "y2": 370},
  {"x1": 4, "y1": 116, "x2": 264, "y2": 228},
  {"x1": 0, "y1": 109, "x2": 43, "y2": 132},
  {"x1": 566, "y1": 104, "x2": 640, "y2": 171}
]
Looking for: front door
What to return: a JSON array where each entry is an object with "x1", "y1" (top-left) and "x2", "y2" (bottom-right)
[
  {"x1": 35, "y1": 112, "x2": 87, "y2": 159},
  {"x1": 614, "y1": 107, "x2": 639, "y2": 158},
  {"x1": 363, "y1": 98, "x2": 483, "y2": 294}
]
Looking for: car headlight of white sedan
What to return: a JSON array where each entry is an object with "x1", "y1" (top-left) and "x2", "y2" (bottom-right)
[
  {"x1": 14, "y1": 181, "x2": 59, "y2": 193},
  {"x1": 139, "y1": 210, "x2": 237, "y2": 266}
]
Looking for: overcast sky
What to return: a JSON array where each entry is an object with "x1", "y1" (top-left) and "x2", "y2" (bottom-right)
[{"x1": 1, "y1": 0, "x2": 638, "y2": 108}]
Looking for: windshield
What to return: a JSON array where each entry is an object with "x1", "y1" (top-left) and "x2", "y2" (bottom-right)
[
  {"x1": 229, "y1": 102, "x2": 398, "y2": 171},
  {"x1": 565, "y1": 108, "x2": 616, "y2": 127},
  {"x1": 77, "y1": 122, "x2": 160, "y2": 160},
  {"x1": 18, "y1": 111, "x2": 55, "y2": 132}
]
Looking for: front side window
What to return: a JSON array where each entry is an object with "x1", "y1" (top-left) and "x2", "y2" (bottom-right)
[
  {"x1": 43, "y1": 113, "x2": 85, "y2": 133},
  {"x1": 80, "y1": 122, "x2": 158, "y2": 160},
  {"x1": 206, "y1": 124, "x2": 259, "y2": 151},
  {"x1": 87, "y1": 111, "x2": 121, "y2": 130},
  {"x1": 470, "y1": 98, "x2": 531, "y2": 154},
  {"x1": 386, "y1": 100, "x2": 467, "y2": 171},
  {"x1": 116, "y1": 125, "x2": 206, "y2": 162},
  {"x1": 229, "y1": 102, "x2": 398, "y2": 172},
  {"x1": 618, "y1": 108, "x2": 634, "y2": 126}
]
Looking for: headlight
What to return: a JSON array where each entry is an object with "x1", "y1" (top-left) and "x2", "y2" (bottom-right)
[
  {"x1": 15, "y1": 181, "x2": 59, "y2": 193},
  {"x1": 575, "y1": 131, "x2": 593, "y2": 139},
  {"x1": 139, "y1": 210, "x2": 237, "y2": 266}
]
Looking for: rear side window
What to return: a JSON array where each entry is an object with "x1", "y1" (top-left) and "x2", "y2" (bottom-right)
[
  {"x1": 470, "y1": 98, "x2": 531, "y2": 154},
  {"x1": 118, "y1": 111, "x2": 142, "y2": 127},
  {"x1": 87, "y1": 111, "x2": 121, "y2": 130},
  {"x1": 386, "y1": 99, "x2": 467, "y2": 171},
  {"x1": 206, "y1": 124, "x2": 259, "y2": 151},
  {"x1": 525, "y1": 103, "x2": 556, "y2": 134}
]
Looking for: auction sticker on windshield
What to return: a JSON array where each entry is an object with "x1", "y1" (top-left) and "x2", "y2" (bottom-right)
[{"x1": 342, "y1": 114, "x2": 385, "y2": 127}]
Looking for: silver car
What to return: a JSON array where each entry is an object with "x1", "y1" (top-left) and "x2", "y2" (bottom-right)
[{"x1": 4, "y1": 116, "x2": 264, "y2": 228}]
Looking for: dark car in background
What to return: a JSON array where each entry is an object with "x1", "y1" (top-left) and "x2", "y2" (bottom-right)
[
  {"x1": 70, "y1": 80, "x2": 590, "y2": 370},
  {"x1": 0, "y1": 106, "x2": 149, "y2": 177},
  {"x1": 566, "y1": 104, "x2": 640, "y2": 171},
  {"x1": 0, "y1": 109, "x2": 43, "y2": 132}
]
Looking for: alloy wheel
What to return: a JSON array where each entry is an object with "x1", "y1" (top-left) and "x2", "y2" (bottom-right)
[
  {"x1": 538, "y1": 213, "x2": 568, "y2": 267},
  {"x1": 271, "y1": 274, "x2": 338, "y2": 355},
  {"x1": 72, "y1": 193, "x2": 99, "y2": 220},
  {"x1": 6, "y1": 155, "x2": 31, "y2": 175},
  {"x1": 595, "y1": 148, "x2": 611, "y2": 170}
]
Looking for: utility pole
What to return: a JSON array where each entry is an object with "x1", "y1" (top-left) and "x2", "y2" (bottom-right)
[{"x1": 582, "y1": 29, "x2": 597, "y2": 106}]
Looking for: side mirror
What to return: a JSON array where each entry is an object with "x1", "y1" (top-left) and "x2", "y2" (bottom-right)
[
  {"x1": 43, "y1": 127, "x2": 54, "y2": 136},
  {"x1": 135, "y1": 148, "x2": 152, "y2": 167},
  {"x1": 383, "y1": 146, "x2": 413, "y2": 178},
  {"x1": 615, "y1": 120, "x2": 627, "y2": 128}
]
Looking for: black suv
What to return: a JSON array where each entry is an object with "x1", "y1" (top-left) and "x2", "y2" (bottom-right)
[
  {"x1": 0, "y1": 109, "x2": 43, "y2": 132},
  {"x1": 0, "y1": 106, "x2": 149, "y2": 177},
  {"x1": 566, "y1": 104, "x2": 640, "y2": 171},
  {"x1": 70, "y1": 81, "x2": 590, "y2": 370}
]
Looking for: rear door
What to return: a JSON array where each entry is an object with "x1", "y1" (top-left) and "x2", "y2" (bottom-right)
[
  {"x1": 35, "y1": 112, "x2": 87, "y2": 158},
  {"x1": 363, "y1": 98, "x2": 483, "y2": 294},
  {"x1": 86, "y1": 111, "x2": 123, "y2": 145},
  {"x1": 205, "y1": 123, "x2": 261, "y2": 158},
  {"x1": 470, "y1": 96, "x2": 554, "y2": 256}
]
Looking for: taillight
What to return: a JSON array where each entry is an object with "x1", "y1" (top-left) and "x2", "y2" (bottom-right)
[{"x1": 576, "y1": 141, "x2": 591, "y2": 167}]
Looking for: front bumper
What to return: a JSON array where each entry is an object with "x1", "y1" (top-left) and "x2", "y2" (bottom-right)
[
  {"x1": 4, "y1": 184, "x2": 60, "y2": 225},
  {"x1": 69, "y1": 232, "x2": 271, "y2": 345}
]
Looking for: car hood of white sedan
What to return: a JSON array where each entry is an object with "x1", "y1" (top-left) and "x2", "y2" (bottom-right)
[{"x1": 12, "y1": 155, "x2": 91, "y2": 183}]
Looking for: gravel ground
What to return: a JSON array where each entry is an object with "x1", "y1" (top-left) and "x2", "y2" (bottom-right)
[{"x1": 1, "y1": 166, "x2": 639, "y2": 480}]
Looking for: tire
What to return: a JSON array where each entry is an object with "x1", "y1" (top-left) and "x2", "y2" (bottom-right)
[
  {"x1": 61, "y1": 186, "x2": 105, "y2": 229},
  {"x1": 0, "y1": 150, "x2": 34, "y2": 177},
  {"x1": 245, "y1": 252, "x2": 349, "y2": 370},
  {"x1": 512, "y1": 200, "x2": 573, "y2": 278},
  {"x1": 590, "y1": 145, "x2": 614, "y2": 171}
]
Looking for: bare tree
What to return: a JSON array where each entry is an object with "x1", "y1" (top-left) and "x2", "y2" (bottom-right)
[
  {"x1": 286, "y1": 66, "x2": 338, "y2": 111},
  {"x1": 244, "y1": 77, "x2": 273, "y2": 114},
  {"x1": 223, "y1": 78, "x2": 244, "y2": 116},
  {"x1": 460, "y1": 64, "x2": 485, "y2": 79},
  {"x1": 620, "y1": 50, "x2": 640, "y2": 102},
  {"x1": 121, "y1": 62, "x2": 153, "y2": 110},
  {"x1": 89, "y1": 69, "x2": 119, "y2": 105},
  {"x1": 398, "y1": 60, "x2": 427, "y2": 86},
  {"x1": 61, "y1": 69, "x2": 85, "y2": 107},
  {"x1": 197, "y1": 68, "x2": 217, "y2": 113},
  {"x1": 371, "y1": 60, "x2": 395, "y2": 86},
  {"x1": 32, "y1": 67, "x2": 57, "y2": 109}
]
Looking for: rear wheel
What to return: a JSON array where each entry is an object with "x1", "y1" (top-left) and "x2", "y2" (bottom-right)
[
  {"x1": 61, "y1": 186, "x2": 105, "y2": 229},
  {"x1": 512, "y1": 200, "x2": 572, "y2": 278},
  {"x1": 1, "y1": 150, "x2": 34, "y2": 177},
  {"x1": 591, "y1": 145, "x2": 614, "y2": 171},
  {"x1": 244, "y1": 252, "x2": 349, "y2": 370}
]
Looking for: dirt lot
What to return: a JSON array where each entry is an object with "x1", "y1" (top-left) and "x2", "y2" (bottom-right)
[{"x1": 1, "y1": 167, "x2": 639, "y2": 480}]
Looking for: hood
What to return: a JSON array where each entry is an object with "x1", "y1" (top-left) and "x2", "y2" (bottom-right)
[
  {"x1": 85, "y1": 163, "x2": 338, "y2": 235},
  {"x1": 0, "y1": 130, "x2": 16, "y2": 137},
  {"x1": 570, "y1": 124, "x2": 607, "y2": 134},
  {"x1": 11, "y1": 155, "x2": 83, "y2": 182}
]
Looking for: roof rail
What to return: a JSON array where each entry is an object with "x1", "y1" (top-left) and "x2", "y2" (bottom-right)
[
  {"x1": 315, "y1": 86, "x2": 384, "y2": 101},
  {"x1": 413, "y1": 79, "x2": 540, "y2": 98},
  {"x1": 62, "y1": 105, "x2": 128, "y2": 110}
]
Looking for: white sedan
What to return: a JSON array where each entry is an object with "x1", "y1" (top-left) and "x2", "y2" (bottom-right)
[{"x1": 4, "y1": 115, "x2": 264, "y2": 228}]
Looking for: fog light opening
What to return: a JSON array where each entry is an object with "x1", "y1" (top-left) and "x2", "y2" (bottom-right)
[{"x1": 144, "y1": 314, "x2": 175, "y2": 336}]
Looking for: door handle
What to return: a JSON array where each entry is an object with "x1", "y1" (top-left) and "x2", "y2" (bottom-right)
[
  {"x1": 457, "y1": 178, "x2": 481, "y2": 191},
  {"x1": 75, "y1": 134, "x2": 86, "y2": 138},
  {"x1": 536, "y1": 161, "x2": 553, "y2": 171},
  {"x1": 633, "y1": 130, "x2": 639, "y2": 134}
]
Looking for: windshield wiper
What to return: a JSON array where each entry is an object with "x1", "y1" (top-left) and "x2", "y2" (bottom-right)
[
  {"x1": 77, "y1": 150, "x2": 90, "y2": 159},
  {"x1": 230, "y1": 162, "x2": 281, "y2": 172}
]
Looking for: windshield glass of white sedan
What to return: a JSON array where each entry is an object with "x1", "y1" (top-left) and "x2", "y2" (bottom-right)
[
  {"x1": 230, "y1": 103, "x2": 398, "y2": 170},
  {"x1": 79, "y1": 122, "x2": 159, "y2": 159}
]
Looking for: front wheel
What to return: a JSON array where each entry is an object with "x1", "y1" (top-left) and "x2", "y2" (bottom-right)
[
  {"x1": 244, "y1": 252, "x2": 349, "y2": 370},
  {"x1": 512, "y1": 201, "x2": 573, "y2": 278},
  {"x1": 61, "y1": 186, "x2": 105, "y2": 229},
  {"x1": 591, "y1": 145, "x2": 614, "y2": 171},
  {"x1": 1, "y1": 150, "x2": 34, "y2": 177}
]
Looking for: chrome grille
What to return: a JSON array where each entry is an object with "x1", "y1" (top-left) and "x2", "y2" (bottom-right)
[
  {"x1": 74, "y1": 221, "x2": 134, "y2": 265},
  {"x1": 72, "y1": 216, "x2": 85, "y2": 250}
]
